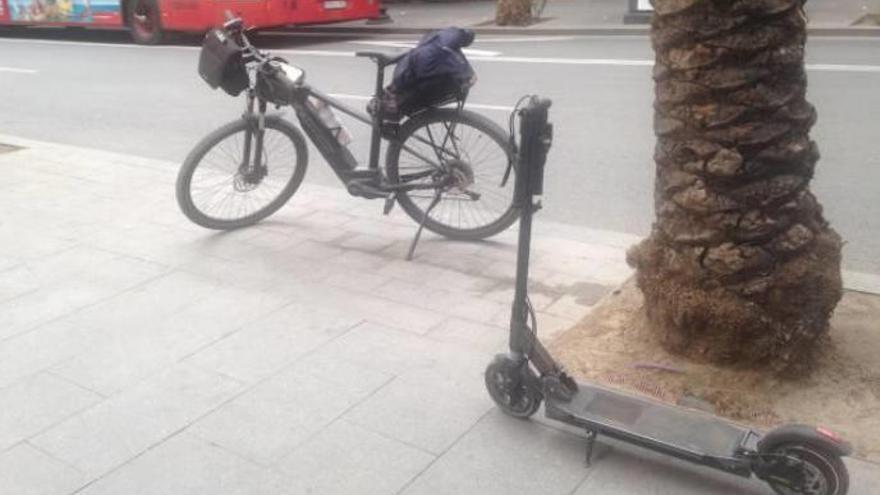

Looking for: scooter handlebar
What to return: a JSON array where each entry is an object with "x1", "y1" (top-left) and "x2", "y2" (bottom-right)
[{"x1": 516, "y1": 96, "x2": 553, "y2": 199}]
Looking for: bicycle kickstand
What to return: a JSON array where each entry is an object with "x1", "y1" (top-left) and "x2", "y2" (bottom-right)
[{"x1": 406, "y1": 190, "x2": 442, "y2": 261}]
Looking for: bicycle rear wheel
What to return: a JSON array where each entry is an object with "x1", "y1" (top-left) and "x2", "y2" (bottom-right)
[
  {"x1": 386, "y1": 109, "x2": 517, "y2": 241},
  {"x1": 176, "y1": 116, "x2": 308, "y2": 230}
]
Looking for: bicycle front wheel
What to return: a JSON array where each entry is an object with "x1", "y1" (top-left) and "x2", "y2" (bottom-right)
[
  {"x1": 176, "y1": 117, "x2": 308, "y2": 230},
  {"x1": 386, "y1": 109, "x2": 518, "y2": 241}
]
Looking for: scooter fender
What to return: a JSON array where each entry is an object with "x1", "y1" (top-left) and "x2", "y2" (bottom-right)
[{"x1": 757, "y1": 424, "x2": 853, "y2": 457}]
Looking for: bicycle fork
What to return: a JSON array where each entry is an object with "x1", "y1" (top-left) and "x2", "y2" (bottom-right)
[{"x1": 239, "y1": 91, "x2": 268, "y2": 182}]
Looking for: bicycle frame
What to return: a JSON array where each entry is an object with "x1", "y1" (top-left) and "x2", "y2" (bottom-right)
[{"x1": 239, "y1": 71, "x2": 466, "y2": 195}]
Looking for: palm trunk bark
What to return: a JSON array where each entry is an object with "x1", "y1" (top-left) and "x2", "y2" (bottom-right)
[
  {"x1": 496, "y1": 0, "x2": 532, "y2": 26},
  {"x1": 627, "y1": 0, "x2": 842, "y2": 373}
]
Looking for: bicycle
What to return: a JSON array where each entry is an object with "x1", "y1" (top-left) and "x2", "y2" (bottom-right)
[{"x1": 175, "y1": 17, "x2": 518, "y2": 257}]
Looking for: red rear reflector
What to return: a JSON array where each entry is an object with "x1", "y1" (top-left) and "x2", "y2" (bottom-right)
[{"x1": 817, "y1": 426, "x2": 842, "y2": 443}]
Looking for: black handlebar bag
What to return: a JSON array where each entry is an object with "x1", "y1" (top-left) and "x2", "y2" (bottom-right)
[{"x1": 198, "y1": 29, "x2": 249, "y2": 97}]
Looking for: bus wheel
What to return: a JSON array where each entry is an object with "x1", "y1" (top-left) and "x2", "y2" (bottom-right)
[{"x1": 127, "y1": 0, "x2": 163, "y2": 45}]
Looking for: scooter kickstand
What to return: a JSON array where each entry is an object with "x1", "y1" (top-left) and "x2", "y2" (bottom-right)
[{"x1": 584, "y1": 429, "x2": 598, "y2": 467}]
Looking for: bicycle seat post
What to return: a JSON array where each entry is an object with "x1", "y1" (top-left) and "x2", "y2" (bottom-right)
[{"x1": 367, "y1": 59, "x2": 386, "y2": 171}]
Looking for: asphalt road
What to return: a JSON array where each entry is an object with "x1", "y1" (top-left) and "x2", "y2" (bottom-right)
[{"x1": 1, "y1": 29, "x2": 878, "y2": 275}]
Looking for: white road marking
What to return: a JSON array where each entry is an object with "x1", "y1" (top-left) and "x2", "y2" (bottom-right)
[
  {"x1": 0, "y1": 37, "x2": 198, "y2": 50},
  {"x1": 276, "y1": 48, "x2": 354, "y2": 57},
  {"x1": 806, "y1": 63, "x2": 880, "y2": 73},
  {"x1": 470, "y1": 55, "x2": 654, "y2": 66},
  {"x1": 472, "y1": 55, "x2": 880, "y2": 73},
  {"x1": 470, "y1": 35, "x2": 584, "y2": 43},
  {"x1": 262, "y1": 31, "x2": 585, "y2": 43},
  {"x1": 1, "y1": 38, "x2": 879, "y2": 73},
  {"x1": 0, "y1": 66, "x2": 37, "y2": 74},
  {"x1": 328, "y1": 92, "x2": 513, "y2": 112}
]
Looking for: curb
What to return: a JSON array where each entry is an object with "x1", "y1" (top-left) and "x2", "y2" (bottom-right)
[{"x1": 287, "y1": 24, "x2": 880, "y2": 38}]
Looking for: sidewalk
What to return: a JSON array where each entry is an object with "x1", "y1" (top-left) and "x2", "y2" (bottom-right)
[
  {"x1": 293, "y1": 0, "x2": 880, "y2": 36},
  {"x1": 1, "y1": 134, "x2": 879, "y2": 495}
]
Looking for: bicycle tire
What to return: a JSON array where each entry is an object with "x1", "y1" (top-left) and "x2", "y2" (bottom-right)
[
  {"x1": 386, "y1": 108, "x2": 518, "y2": 241},
  {"x1": 176, "y1": 116, "x2": 308, "y2": 230}
]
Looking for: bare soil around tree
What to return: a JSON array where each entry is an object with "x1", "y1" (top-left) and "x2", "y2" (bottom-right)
[{"x1": 549, "y1": 279, "x2": 880, "y2": 461}]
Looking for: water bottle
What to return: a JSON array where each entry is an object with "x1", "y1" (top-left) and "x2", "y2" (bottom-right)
[{"x1": 311, "y1": 98, "x2": 352, "y2": 146}]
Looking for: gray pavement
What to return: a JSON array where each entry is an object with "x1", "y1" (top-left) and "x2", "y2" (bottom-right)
[{"x1": 1, "y1": 133, "x2": 879, "y2": 495}]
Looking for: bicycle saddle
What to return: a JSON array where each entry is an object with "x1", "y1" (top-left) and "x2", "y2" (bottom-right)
[{"x1": 355, "y1": 51, "x2": 404, "y2": 67}]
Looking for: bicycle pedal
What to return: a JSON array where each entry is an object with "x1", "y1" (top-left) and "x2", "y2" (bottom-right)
[{"x1": 383, "y1": 194, "x2": 396, "y2": 215}]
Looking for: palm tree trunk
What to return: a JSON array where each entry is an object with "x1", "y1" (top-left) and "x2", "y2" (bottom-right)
[
  {"x1": 627, "y1": 0, "x2": 842, "y2": 373},
  {"x1": 496, "y1": 0, "x2": 532, "y2": 26}
]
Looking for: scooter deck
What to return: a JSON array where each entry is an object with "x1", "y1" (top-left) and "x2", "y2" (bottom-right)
[{"x1": 545, "y1": 382, "x2": 752, "y2": 460}]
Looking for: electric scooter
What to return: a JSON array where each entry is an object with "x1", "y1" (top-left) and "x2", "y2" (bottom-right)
[{"x1": 484, "y1": 96, "x2": 853, "y2": 495}]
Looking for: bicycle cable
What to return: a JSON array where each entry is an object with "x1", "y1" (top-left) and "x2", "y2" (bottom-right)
[{"x1": 508, "y1": 95, "x2": 535, "y2": 153}]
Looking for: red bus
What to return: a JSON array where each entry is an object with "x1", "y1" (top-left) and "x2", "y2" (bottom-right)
[{"x1": 0, "y1": 1, "x2": 383, "y2": 45}]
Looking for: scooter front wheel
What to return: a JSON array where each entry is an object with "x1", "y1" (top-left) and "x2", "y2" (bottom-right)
[
  {"x1": 484, "y1": 354, "x2": 542, "y2": 419},
  {"x1": 765, "y1": 443, "x2": 849, "y2": 495}
]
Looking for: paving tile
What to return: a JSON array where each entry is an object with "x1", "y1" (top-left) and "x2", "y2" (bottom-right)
[
  {"x1": 375, "y1": 278, "x2": 508, "y2": 324},
  {"x1": 323, "y1": 268, "x2": 392, "y2": 292},
  {"x1": 284, "y1": 238, "x2": 345, "y2": 260},
  {"x1": 344, "y1": 365, "x2": 492, "y2": 455},
  {"x1": 0, "y1": 225, "x2": 78, "y2": 261},
  {"x1": 327, "y1": 249, "x2": 391, "y2": 272},
  {"x1": 420, "y1": 266, "x2": 498, "y2": 293},
  {"x1": 0, "y1": 264, "x2": 41, "y2": 304},
  {"x1": 0, "y1": 443, "x2": 86, "y2": 495},
  {"x1": 81, "y1": 222, "x2": 220, "y2": 267},
  {"x1": 0, "y1": 247, "x2": 168, "y2": 341},
  {"x1": 191, "y1": 363, "x2": 389, "y2": 464},
  {"x1": 400, "y1": 410, "x2": 588, "y2": 495},
  {"x1": 0, "y1": 320, "x2": 89, "y2": 389},
  {"x1": 187, "y1": 301, "x2": 363, "y2": 383},
  {"x1": 303, "y1": 287, "x2": 448, "y2": 335},
  {"x1": 312, "y1": 322, "x2": 447, "y2": 376},
  {"x1": 0, "y1": 373, "x2": 101, "y2": 450},
  {"x1": 848, "y1": 458, "x2": 880, "y2": 495},
  {"x1": 337, "y1": 233, "x2": 397, "y2": 253},
  {"x1": 52, "y1": 282, "x2": 289, "y2": 395},
  {"x1": 76, "y1": 433, "x2": 287, "y2": 495},
  {"x1": 0, "y1": 289, "x2": 101, "y2": 343},
  {"x1": 485, "y1": 309, "x2": 576, "y2": 340},
  {"x1": 482, "y1": 285, "x2": 556, "y2": 311},
  {"x1": 370, "y1": 258, "x2": 448, "y2": 282},
  {"x1": 31, "y1": 364, "x2": 241, "y2": 478},
  {"x1": 297, "y1": 210, "x2": 357, "y2": 235},
  {"x1": 179, "y1": 250, "x2": 335, "y2": 294},
  {"x1": 278, "y1": 419, "x2": 435, "y2": 495},
  {"x1": 426, "y1": 317, "x2": 508, "y2": 354},
  {"x1": 242, "y1": 229, "x2": 306, "y2": 251}
]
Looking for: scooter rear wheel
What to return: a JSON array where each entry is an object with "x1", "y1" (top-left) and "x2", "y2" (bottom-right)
[
  {"x1": 484, "y1": 355, "x2": 542, "y2": 419},
  {"x1": 767, "y1": 444, "x2": 849, "y2": 495}
]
